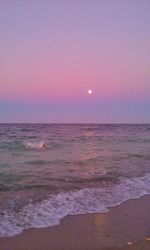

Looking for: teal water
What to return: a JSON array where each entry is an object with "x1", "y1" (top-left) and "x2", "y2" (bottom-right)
[{"x1": 0, "y1": 124, "x2": 150, "y2": 237}]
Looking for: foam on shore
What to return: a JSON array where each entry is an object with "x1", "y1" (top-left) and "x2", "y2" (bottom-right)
[{"x1": 0, "y1": 173, "x2": 150, "y2": 238}]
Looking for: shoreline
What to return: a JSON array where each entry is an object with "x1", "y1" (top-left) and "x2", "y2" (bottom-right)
[{"x1": 0, "y1": 195, "x2": 150, "y2": 250}]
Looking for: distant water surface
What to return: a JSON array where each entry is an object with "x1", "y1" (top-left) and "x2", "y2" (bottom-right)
[{"x1": 0, "y1": 124, "x2": 150, "y2": 237}]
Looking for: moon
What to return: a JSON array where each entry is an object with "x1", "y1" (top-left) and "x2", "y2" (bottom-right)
[{"x1": 88, "y1": 89, "x2": 92, "y2": 95}]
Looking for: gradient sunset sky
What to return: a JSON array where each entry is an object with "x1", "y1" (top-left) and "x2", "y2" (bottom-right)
[{"x1": 0, "y1": 1, "x2": 150, "y2": 123}]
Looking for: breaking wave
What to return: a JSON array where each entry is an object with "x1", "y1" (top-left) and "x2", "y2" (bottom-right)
[
  {"x1": 24, "y1": 141, "x2": 46, "y2": 149},
  {"x1": 0, "y1": 173, "x2": 150, "y2": 238}
]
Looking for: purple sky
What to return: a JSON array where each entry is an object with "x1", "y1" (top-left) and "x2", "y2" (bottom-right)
[{"x1": 0, "y1": 1, "x2": 150, "y2": 123}]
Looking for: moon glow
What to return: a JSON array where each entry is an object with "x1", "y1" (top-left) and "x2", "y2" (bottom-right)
[{"x1": 88, "y1": 90, "x2": 92, "y2": 95}]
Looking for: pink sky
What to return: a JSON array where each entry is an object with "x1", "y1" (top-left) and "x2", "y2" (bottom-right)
[{"x1": 0, "y1": 1, "x2": 150, "y2": 122}]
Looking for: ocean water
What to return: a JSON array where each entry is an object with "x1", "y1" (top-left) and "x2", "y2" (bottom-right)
[{"x1": 0, "y1": 124, "x2": 150, "y2": 237}]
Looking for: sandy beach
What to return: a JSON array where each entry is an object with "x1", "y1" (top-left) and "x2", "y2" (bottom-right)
[
  {"x1": 1, "y1": 0, "x2": 150, "y2": 247},
  {"x1": 0, "y1": 195, "x2": 150, "y2": 250}
]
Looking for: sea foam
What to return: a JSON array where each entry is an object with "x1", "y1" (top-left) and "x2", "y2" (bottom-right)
[
  {"x1": 0, "y1": 173, "x2": 150, "y2": 238},
  {"x1": 24, "y1": 141, "x2": 46, "y2": 149}
]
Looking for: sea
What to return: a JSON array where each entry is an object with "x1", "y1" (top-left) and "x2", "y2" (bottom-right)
[{"x1": 0, "y1": 123, "x2": 150, "y2": 237}]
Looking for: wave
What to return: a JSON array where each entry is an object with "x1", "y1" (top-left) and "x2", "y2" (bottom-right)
[
  {"x1": 24, "y1": 141, "x2": 46, "y2": 149},
  {"x1": 0, "y1": 173, "x2": 150, "y2": 238},
  {"x1": 26, "y1": 160, "x2": 49, "y2": 165}
]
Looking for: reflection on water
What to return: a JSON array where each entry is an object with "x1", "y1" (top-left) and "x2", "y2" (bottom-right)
[{"x1": 0, "y1": 124, "x2": 150, "y2": 237}]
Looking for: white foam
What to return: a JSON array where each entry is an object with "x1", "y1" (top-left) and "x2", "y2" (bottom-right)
[
  {"x1": 0, "y1": 173, "x2": 150, "y2": 237},
  {"x1": 24, "y1": 141, "x2": 46, "y2": 149}
]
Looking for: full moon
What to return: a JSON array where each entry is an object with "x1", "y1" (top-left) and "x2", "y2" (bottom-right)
[{"x1": 88, "y1": 89, "x2": 92, "y2": 95}]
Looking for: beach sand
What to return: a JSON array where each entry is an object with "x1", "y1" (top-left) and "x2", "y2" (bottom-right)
[{"x1": 0, "y1": 195, "x2": 150, "y2": 250}]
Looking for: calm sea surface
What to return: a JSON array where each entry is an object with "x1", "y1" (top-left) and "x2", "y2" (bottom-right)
[{"x1": 0, "y1": 124, "x2": 150, "y2": 237}]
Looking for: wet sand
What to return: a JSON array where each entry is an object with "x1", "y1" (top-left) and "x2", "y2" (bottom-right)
[{"x1": 0, "y1": 195, "x2": 150, "y2": 250}]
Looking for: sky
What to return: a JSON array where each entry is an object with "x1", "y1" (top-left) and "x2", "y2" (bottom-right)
[{"x1": 0, "y1": 0, "x2": 150, "y2": 123}]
